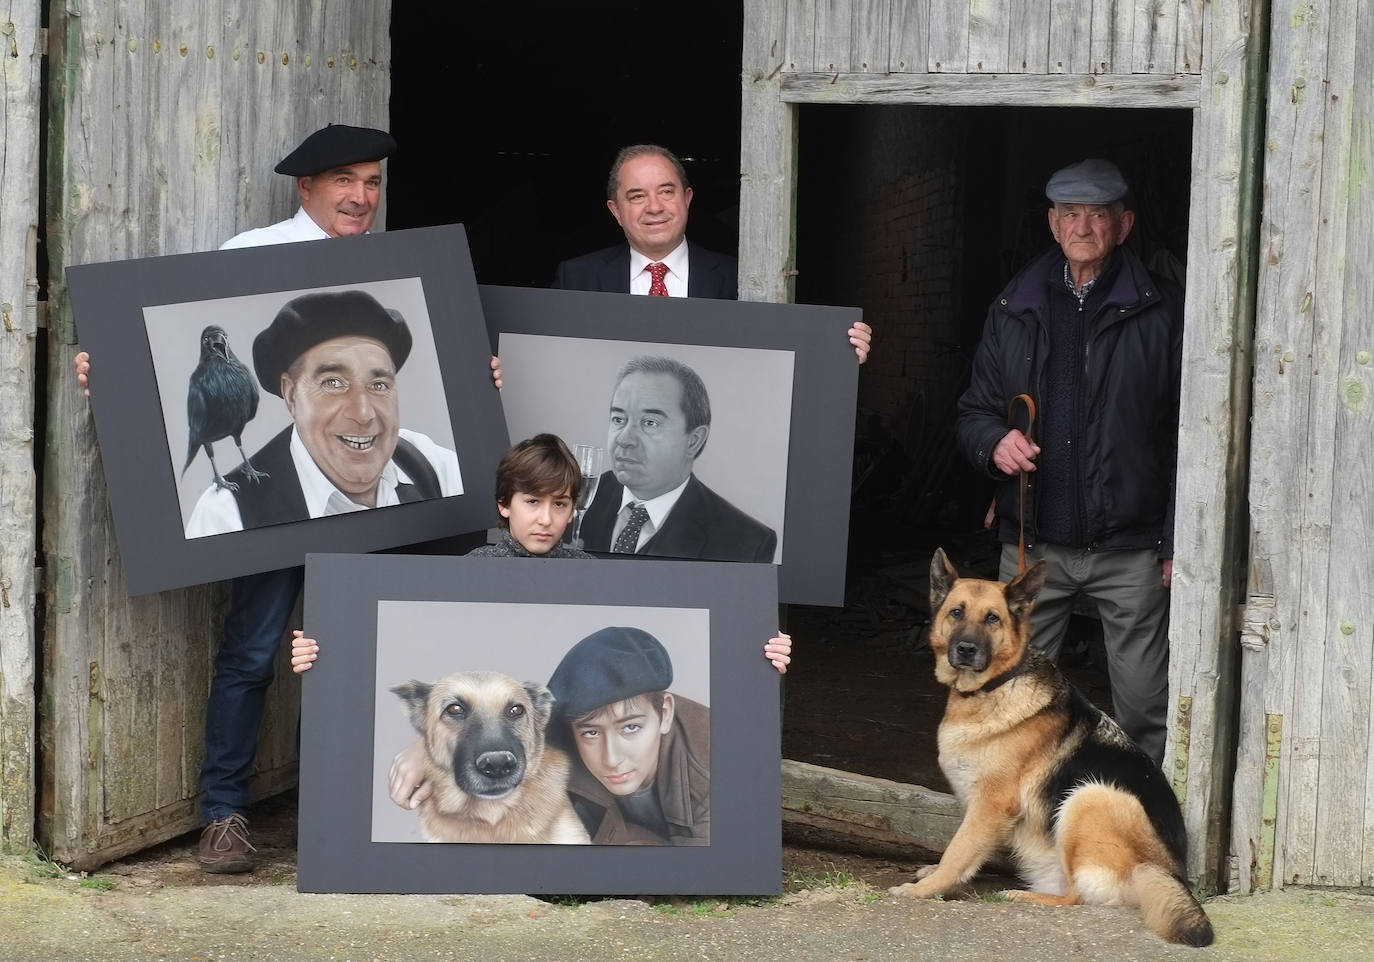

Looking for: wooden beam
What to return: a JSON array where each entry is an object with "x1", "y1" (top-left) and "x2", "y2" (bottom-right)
[
  {"x1": 779, "y1": 71, "x2": 1202, "y2": 107},
  {"x1": 781, "y1": 759, "x2": 962, "y2": 851}
]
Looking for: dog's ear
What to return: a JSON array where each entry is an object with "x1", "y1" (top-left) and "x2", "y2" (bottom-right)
[
  {"x1": 523, "y1": 682, "x2": 556, "y2": 726},
  {"x1": 1004, "y1": 561, "x2": 1048, "y2": 624},
  {"x1": 929, "y1": 547, "x2": 959, "y2": 612},
  {"x1": 390, "y1": 680, "x2": 432, "y2": 734}
]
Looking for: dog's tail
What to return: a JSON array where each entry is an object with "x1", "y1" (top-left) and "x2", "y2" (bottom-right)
[{"x1": 1132, "y1": 863, "x2": 1214, "y2": 947}]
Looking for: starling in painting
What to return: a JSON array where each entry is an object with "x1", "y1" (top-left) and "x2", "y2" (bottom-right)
[{"x1": 183, "y1": 325, "x2": 266, "y2": 492}]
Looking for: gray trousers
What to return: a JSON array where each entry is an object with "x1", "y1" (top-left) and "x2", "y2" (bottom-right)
[{"x1": 999, "y1": 543, "x2": 1171, "y2": 766}]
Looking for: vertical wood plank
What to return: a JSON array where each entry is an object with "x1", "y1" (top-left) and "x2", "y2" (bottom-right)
[
  {"x1": 1176, "y1": 0, "x2": 1204, "y2": 73},
  {"x1": 1089, "y1": 0, "x2": 1132, "y2": 74},
  {"x1": 0, "y1": 0, "x2": 43, "y2": 853},
  {"x1": 814, "y1": 0, "x2": 854, "y2": 72},
  {"x1": 1009, "y1": 0, "x2": 1051, "y2": 72},
  {"x1": 967, "y1": 0, "x2": 1011, "y2": 72},
  {"x1": 1244, "y1": 0, "x2": 1333, "y2": 890},
  {"x1": 785, "y1": 0, "x2": 818, "y2": 71},
  {"x1": 1309, "y1": 0, "x2": 1372, "y2": 888},
  {"x1": 1167, "y1": 0, "x2": 1253, "y2": 885},
  {"x1": 889, "y1": 0, "x2": 930, "y2": 71},
  {"x1": 1047, "y1": 0, "x2": 1093, "y2": 74},
  {"x1": 1133, "y1": 0, "x2": 1179, "y2": 74},
  {"x1": 850, "y1": 0, "x2": 891, "y2": 72},
  {"x1": 928, "y1": 0, "x2": 970, "y2": 72},
  {"x1": 741, "y1": 0, "x2": 796, "y2": 304}
]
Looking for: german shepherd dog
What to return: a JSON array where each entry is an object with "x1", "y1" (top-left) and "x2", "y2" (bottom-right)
[
  {"x1": 888, "y1": 549, "x2": 1213, "y2": 947},
  {"x1": 391, "y1": 671, "x2": 591, "y2": 844}
]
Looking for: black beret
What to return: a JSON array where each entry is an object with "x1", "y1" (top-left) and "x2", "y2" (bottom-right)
[
  {"x1": 252, "y1": 290, "x2": 412, "y2": 396},
  {"x1": 1045, "y1": 158, "x2": 1129, "y2": 204},
  {"x1": 548, "y1": 627, "x2": 674, "y2": 720},
  {"x1": 274, "y1": 124, "x2": 397, "y2": 177}
]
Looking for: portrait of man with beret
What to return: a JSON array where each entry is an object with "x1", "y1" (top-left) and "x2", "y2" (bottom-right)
[{"x1": 169, "y1": 284, "x2": 463, "y2": 537}]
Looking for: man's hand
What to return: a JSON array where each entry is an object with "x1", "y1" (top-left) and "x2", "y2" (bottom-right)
[
  {"x1": 848, "y1": 322, "x2": 873, "y2": 364},
  {"x1": 388, "y1": 738, "x2": 432, "y2": 810},
  {"x1": 75, "y1": 351, "x2": 92, "y2": 397},
  {"x1": 490, "y1": 355, "x2": 503, "y2": 391},
  {"x1": 764, "y1": 632, "x2": 792, "y2": 674},
  {"x1": 1162, "y1": 559, "x2": 1173, "y2": 588},
  {"x1": 289, "y1": 630, "x2": 318, "y2": 674},
  {"x1": 992, "y1": 429, "x2": 1040, "y2": 475}
]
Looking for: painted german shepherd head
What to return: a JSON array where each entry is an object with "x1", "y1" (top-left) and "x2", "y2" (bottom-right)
[
  {"x1": 928, "y1": 548, "x2": 1047, "y2": 693},
  {"x1": 392, "y1": 671, "x2": 556, "y2": 800}
]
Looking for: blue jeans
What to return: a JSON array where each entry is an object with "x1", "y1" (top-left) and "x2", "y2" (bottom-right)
[{"x1": 200, "y1": 566, "x2": 304, "y2": 822}]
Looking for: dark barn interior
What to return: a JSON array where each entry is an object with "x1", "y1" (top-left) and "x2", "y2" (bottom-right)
[{"x1": 388, "y1": 3, "x2": 1196, "y2": 815}]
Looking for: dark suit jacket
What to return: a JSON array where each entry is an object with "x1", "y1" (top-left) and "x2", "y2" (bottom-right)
[
  {"x1": 580, "y1": 472, "x2": 776, "y2": 563},
  {"x1": 551, "y1": 241, "x2": 738, "y2": 299}
]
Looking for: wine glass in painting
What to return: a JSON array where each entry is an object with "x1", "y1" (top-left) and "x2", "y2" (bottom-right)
[{"x1": 572, "y1": 444, "x2": 604, "y2": 548}]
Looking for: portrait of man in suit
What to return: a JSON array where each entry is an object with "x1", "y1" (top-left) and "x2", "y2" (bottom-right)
[{"x1": 580, "y1": 355, "x2": 777, "y2": 563}]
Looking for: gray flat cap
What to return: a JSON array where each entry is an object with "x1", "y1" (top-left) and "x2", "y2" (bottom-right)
[{"x1": 1045, "y1": 159, "x2": 1129, "y2": 204}]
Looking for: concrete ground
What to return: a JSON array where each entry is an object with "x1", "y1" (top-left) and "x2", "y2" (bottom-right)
[{"x1": 5, "y1": 848, "x2": 1374, "y2": 962}]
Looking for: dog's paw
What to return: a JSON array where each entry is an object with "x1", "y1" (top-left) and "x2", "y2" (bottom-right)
[
  {"x1": 887, "y1": 877, "x2": 944, "y2": 900},
  {"x1": 887, "y1": 882, "x2": 921, "y2": 898},
  {"x1": 915, "y1": 864, "x2": 938, "y2": 881}
]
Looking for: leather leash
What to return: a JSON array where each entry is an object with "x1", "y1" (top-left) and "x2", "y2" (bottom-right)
[{"x1": 982, "y1": 394, "x2": 1037, "y2": 573}]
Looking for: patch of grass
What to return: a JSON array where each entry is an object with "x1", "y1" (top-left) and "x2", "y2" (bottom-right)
[
  {"x1": 17, "y1": 846, "x2": 67, "y2": 883},
  {"x1": 652, "y1": 903, "x2": 683, "y2": 917},
  {"x1": 78, "y1": 877, "x2": 117, "y2": 892},
  {"x1": 977, "y1": 891, "x2": 1011, "y2": 903},
  {"x1": 861, "y1": 889, "x2": 884, "y2": 904},
  {"x1": 785, "y1": 862, "x2": 860, "y2": 891}
]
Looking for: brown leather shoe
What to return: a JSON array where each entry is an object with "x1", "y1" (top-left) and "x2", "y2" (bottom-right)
[{"x1": 197, "y1": 813, "x2": 256, "y2": 874}]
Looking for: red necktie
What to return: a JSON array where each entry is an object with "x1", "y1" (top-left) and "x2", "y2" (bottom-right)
[{"x1": 647, "y1": 262, "x2": 669, "y2": 296}]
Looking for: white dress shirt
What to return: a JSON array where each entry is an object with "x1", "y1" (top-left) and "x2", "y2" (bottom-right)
[
  {"x1": 184, "y1": 427, "x2": 463, "y2": 538},
  {"x1": 219, "y1": 207, "x2": 331, "y2": 250},
  {"x1": 627, "y1": 239, "x2": 690, "y2": 297},
  {"x1": 610, "y1": 475, "x2": 691, "y2": 551}
]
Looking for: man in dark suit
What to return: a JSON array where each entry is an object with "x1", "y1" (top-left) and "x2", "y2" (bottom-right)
[
  {"x1": 580, "y1": 355, "x2": 776, "y2": 563},
  {"x1": 552, "y1": 144, "x2": 738, "y2": 299}
]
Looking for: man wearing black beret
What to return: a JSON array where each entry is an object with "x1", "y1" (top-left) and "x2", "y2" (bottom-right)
[
  {"x1": 546, "y1": 626, "x2": 710, "y2": 845},
  {"x1": 955, "y1": 158, "x2": 1183, "y2": 767},
  {"x1": 185, "y1": 289, "x2": 462, "y2": 535}
]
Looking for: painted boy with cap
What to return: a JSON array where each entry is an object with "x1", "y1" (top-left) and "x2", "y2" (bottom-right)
[
  {"x1": 954, "y1": 158, "x2": 1183, "y2": 767},
  {"x1": 546, "y1": 626, "x2": 710, "y2": 845},
  {"x1": 184, "y1": 289, "x2": 462, "y2": 535}
]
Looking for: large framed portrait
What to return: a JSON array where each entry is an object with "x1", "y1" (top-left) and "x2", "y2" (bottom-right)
[
  {"x1": 66, "y1": 226, "x2": 507, "y2": 595},
  {"x1": 298, "y1": 552, "x2": 781, "y2": 894},
  {"x1": 482, "y1": 285, "x2": 860, "y2": 606}
]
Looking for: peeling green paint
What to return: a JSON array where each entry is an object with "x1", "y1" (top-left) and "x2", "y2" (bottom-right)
[
  {"x1": 1343, "y1": 377, "x2": 1367, "y2": 410},
  {"x1": 1291, "y1": 1, "x2": 1318, "y2": 30},
  {"x1": 1258, "y1": 715, "x2": 1282, "y2": 890},
  {"x1": 1172, "y1": 695, "x2": 1193, "y2": 806}
]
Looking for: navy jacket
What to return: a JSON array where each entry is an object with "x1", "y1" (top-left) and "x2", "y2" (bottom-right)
[{"x1": 551, "y1": 241, "x2": 738, "y2": 299}]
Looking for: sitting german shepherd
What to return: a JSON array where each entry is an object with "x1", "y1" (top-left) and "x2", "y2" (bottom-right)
[{"x1": 888, "y1": 549, "x2": 1213, "y2": 947}]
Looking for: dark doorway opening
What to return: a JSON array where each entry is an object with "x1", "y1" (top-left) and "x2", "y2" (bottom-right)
[
  {"x1": 387, "y1": 2, "x2": 744, "y2": 287},
  {"x1": 786, "y1": 105, "x2": 1195, "y2": 791}
]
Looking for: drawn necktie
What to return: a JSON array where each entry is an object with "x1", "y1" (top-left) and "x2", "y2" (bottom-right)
[
  {"x1": 613, "y1": 502, "x2": 651, "y2": 553},
  {"x1": 646, "y1": 262, "x2": 669, "y2": 296}
]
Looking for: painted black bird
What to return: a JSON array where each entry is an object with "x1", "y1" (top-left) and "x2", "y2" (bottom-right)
[{"x1": 183, "y1": 325, "x2": 266, "y2": 492}]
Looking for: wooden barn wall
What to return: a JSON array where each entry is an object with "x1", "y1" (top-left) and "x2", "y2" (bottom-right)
[
  {"x1": 42, "y1": 0, "x2": 390, "y2": 868},
  {"x1": 0, "y1": 0, "x2": 43, "y2": 851},
  {"x1": 744, "y1": 0, "x2": 1257, "y2": 888},
  {"x1": 1232, "y1": 0, "x2": 1374, "y2": 890}
]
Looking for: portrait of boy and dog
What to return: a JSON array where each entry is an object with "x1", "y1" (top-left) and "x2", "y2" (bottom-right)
[{"x1": 371, "y1": 601, "x2": 710, "y2": 847}]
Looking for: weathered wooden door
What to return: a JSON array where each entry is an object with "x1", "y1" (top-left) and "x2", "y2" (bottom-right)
[
  {"x1": 0, "y1": 0, "x2": 43, "y2": 853},
  {"x1": 41, "y1": 1, "x2": 391, "y2": 868},
  {"x1": 1230, "y1": 0, "x2": 1374, "y2": 891}
]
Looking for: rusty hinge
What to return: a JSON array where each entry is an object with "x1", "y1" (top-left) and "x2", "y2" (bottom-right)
[{"x1": 1239, "y1": 593, "x2": 1278, "y2": 651}]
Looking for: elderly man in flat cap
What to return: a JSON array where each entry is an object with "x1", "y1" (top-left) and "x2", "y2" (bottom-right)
[
  {"x1": 546, "y1": 626, "x2": 710, "y2": 845},
  {"x1": 184, "y1": 289, "x2": 461, "y2": 536},
  {"x1": 954, "y1": 158, "x2": 1183, "y2": 768}
]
